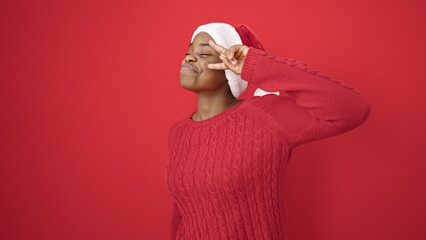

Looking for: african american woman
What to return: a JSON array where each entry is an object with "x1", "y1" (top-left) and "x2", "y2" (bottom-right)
[{"x1": 164, "y1": 22, "x2": 371, "y2": 240}]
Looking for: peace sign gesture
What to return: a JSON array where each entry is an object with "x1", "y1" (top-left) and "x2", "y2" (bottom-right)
[{"x1": 207, "y1": 39, "x2": 250, "y2": 76}]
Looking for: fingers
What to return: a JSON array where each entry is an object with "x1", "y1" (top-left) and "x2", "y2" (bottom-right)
[
  {"x1": 219, "y1": 55, "x2": 233, "y2": 67},
  {"x1": 208, "y1": 62, "x2": 228, "y2": 70},
  {"x1": 220, "y1": 55, "x2": 241, "y2": 75},
  {"x1": 228, "y1": 47, "x2": 234, "y2": 61},
  {"x1": 209, "y1": 39, "x2": 227, "y2": 56},
  {"x1": 207, "y1": 40, "x2": 239, "y2": 70},
  {"x1": 207, "y1": 55, "x2": 234, "y2": 70},
  {"x1": 228, "y1": 49, "x2": 237, "y2": 65},
  {"x1": 209, "y1": 39, "x2": 234, "y2": 62},
  {"x1": 208, "y1": 53, "x2": 240, "y2": 75}
]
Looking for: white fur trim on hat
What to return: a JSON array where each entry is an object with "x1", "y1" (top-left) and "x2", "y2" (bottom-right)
[{"x1": 190, "y1": 22, "x2": 279, "y2": 98}]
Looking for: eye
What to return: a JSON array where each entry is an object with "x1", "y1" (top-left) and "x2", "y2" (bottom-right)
[{"x1": 185, "y1": 52, "x2": 211, "y2": 56}]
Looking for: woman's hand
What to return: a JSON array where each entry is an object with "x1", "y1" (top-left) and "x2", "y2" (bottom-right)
[{"x1": 207, "y1": 39, "x2": 250, "y2": 76}]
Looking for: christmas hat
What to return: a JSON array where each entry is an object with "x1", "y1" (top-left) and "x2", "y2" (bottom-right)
[{"x1": 190, "y1": 22, "x2": 280, "y2": 98}]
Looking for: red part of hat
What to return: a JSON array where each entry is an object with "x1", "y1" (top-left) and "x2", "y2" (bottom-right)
[{"x1": 234, "y1": 24, "x2": 265, "y2": 51}]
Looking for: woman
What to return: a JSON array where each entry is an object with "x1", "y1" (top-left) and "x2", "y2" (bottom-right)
[{"x1": 165, "y1": 22, "x2": 370, "y2": 240}]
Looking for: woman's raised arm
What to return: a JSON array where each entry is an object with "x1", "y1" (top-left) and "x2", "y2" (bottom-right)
[{"x1": 240, "y1": 47, "x2": 371, "y2": 147}]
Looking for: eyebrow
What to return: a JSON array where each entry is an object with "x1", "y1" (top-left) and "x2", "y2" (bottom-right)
[{"x1": 189, "y1": 42, "x2": 212, "y2": 48}]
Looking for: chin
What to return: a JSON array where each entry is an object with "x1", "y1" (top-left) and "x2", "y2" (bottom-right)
[{"x1": 180, "y1": 77, "x2": 197, "y2": 91}]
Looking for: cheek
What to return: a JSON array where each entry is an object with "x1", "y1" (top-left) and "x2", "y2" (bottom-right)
[
  {"x1": 203, "y1": 58, "x2": 221, "y2": 71},
  {"x1": 204, "y1": 67, "x2": 226, "y2": 83},
  {"x1": 203, "y1": 63, "x2": 221, "y2": 76}
]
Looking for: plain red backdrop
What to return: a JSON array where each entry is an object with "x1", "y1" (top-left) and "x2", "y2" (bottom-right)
[{"x1": 0, "y1": 0, "x2": 425, "y2": 239}]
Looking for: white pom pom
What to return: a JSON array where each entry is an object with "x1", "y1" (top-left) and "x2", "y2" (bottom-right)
[{"x1": 254, "y1": 88, "x2": 280, "y2": 96}]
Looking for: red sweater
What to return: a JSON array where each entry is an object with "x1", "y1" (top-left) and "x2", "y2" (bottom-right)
[{"x1": 164, "y1": 47, "x2": 370, "y2": 239}]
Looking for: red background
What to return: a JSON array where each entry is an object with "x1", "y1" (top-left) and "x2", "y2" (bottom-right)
[{"x1": 1, "y1": 0, "x2": 425, "y2": 239}]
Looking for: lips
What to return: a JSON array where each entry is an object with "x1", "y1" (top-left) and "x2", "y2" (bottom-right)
[{"x1": 182, "y1": 63, "x2": 199, "y2": 73}]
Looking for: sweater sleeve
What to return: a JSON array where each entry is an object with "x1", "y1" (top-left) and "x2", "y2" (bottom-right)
[
  {"x1": 170, "y1": 202, "x2": 182, "y2": 240},
  {"x1": 241, "y1": 47, "x2": 371, "y2": 148}
]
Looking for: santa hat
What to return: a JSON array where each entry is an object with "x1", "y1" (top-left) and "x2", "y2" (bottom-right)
[{"x1": 190, "y1": 22, "x2": 280, "y2": 98}]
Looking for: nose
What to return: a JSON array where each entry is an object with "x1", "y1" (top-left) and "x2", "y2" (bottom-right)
[{"x1": 184, "y1": 53, "x2": 197, "y2": 63}]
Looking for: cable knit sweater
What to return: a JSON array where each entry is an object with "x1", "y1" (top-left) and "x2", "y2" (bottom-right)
[{"x1": 164, "y1": 47, "x2": 371, "y2": 240}]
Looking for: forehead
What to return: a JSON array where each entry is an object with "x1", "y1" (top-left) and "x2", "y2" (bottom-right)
[
  {"x1": 194, "y1": 32, "x2": 212, "y2": 41},
  {"x1": 189, "y1": 32, "x2": 214, "y2": 49}
]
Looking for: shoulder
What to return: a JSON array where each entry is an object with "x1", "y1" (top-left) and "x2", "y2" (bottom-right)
[
  {"x1": 245, "y1": 93, "x2": 292, "y2": 111},
  {"x1": 243, "y1": 93, "x2": 307, "y2": 144},
  {"x1": 246, "y1": 93, "x2": 312, "y2": 124},
  {"x1": 168, "y1": 114, "x2": 188, "y2": 139}
]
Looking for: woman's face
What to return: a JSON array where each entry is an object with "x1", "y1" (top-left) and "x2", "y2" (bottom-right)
[{"x1": 180, "y1": 32, "x2": 228, "y2": 93}]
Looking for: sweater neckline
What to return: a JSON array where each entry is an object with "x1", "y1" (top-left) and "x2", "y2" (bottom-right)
[{"x1": 184, "y1": 98, "x2": 253, "y2": 127}]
